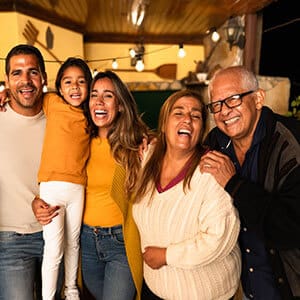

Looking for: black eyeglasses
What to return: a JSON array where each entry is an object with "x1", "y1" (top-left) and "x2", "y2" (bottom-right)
[{"x1": 207, "y1": 90, "x2": 255, "y2": 114}]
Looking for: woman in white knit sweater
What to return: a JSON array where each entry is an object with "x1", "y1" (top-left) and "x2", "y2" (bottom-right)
[{"x1": 133, "y1": 89, "x2": 241, "y2": 300}]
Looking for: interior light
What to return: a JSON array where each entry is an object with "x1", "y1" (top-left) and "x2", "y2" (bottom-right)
[
  {"x1": 42, "y1": 85, "x2": 48, "y2": 93},
  {"x1": 178, "y1": 43, "x2": 186, "y2": 58},
  {"x1": 135, "y1": 57, "x2": 144, "y2": 72},
  {"x1": 93, "y1": 69, "x2": 98, "y2": 77},
  {"x1": 129, "y1": 48, "x2": 136, "y2": 58},
  {"x1": 131, "y1": 0, "x2": 146, "y2": 27},
  {"x1": 112, "y1": 59, "x2": 118, "y2": 69},
  {"x1": 211, "y1": 29, "x2": 220, "y2": 42},
  {"x1": 225, "y1": 17, "x2": 245, "y2": 50},
  {"x1": 0, "y1": 82, "x2": 5, "y2": 92}
]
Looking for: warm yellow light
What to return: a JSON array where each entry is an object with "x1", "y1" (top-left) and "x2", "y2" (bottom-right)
[
  {"x1": 178, "y1": 44, "x2": 186, "y2": 58},
  {"x1": 211, "y1": 30, "x2": 220, "y2": 42},
  {"x1": 135, "y1": 59, "x2": 144, "y2": 72},
  {"x1": 112, "y1": 59, "x2": 118, "y2": 69}
]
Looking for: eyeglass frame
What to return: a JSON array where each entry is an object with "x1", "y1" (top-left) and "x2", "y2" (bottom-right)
[{"x1": 206, "y1": 90, "x2": 255, "y2": 114}]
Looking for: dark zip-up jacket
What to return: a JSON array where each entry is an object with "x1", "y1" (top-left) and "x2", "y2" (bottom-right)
[{"x1": 205, "y1": 106, "x2": 300, "y2": 299}]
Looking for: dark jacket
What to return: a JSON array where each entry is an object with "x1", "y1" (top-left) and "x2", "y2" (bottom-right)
[{"x1": 205, "y1": 107, "x2": 300, "y2": 299}]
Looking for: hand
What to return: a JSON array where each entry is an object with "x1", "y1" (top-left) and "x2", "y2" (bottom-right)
[
  {"x1": 199, "y1": 150, "x2": 236, "y2": 187},
  {"x1": 31, "y1": 196, "x2": 60, "y2": 225},
  {"x1": 143, "y1": 246, "x2": 167, "y2": 269},
  {"x1": 0, "y1": 89, "x2": 10, "y2": 112}
]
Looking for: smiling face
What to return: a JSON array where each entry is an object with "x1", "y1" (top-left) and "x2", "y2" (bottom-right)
[
  {"x1": 164, "y1": 96, "x2": 203, "y2": 154},
  {"x1": 89, "y1": 77, "x2": 120, "y2": 138},
  {"x1": 59, "y1": 66, "x2": 88, "y2": 107},
  {"x1": 5, "y1": 54, "x2": 45, "y2": 116},
  {"x1": 210, "y1": 71, "x2": 264, "y2": 145}
]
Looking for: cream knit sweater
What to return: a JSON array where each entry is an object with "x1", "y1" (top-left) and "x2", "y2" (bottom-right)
[{"x1": 133, "y1": 170, "x2": 241, "y2": 300}]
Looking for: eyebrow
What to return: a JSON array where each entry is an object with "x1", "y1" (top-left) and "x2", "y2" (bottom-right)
[
  {"x1": 62, "y1": 75, "x2": 86, "y2": 80},
  {"x1": 91, "y1": 88, "x2": 115, "y2": 94},
  {"x1": 172, "y1": 105, "x2": 201, "y2": 111}
]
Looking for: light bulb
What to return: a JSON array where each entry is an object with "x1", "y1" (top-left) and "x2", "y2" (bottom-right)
[
  {"x1": 129, "y1": 48, "x2": 136, "y2": 58},
  {"x1": 178, "y1": 44, "x2": 186, "y2": 58},
  {"x1": 135, "y1": 59, "x2": 144, "y2": 72},
  {"x1": 112, "y1": 59, "x2": 118, "y2": 69},
  {"x1": 211, "y1": 30, "x2": 220, "y2": 42},
  {"x1": 93, "y1": 69, "x2": 98, "y2": 77}
]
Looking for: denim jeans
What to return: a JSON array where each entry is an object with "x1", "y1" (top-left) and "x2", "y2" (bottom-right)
[
  {"x1": 0, "y1": 231, "x2": 63, "y2": 300},
  {"x1": 0, "y1": 231, "x2": 43, "y2": 300},
  {"x1": 80, "y1": 223, "x2": 136, "y2": 300}
]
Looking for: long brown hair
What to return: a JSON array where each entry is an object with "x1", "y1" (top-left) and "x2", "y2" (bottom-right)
[
  {"x1": 134, "y1": 89, "x2": 208, "y2": 202},
  {"x1": 84, "y1": 71, "x2": 151, "y2": 196}
]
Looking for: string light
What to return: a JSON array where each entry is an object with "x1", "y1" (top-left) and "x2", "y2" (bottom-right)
[
  {"x1": 211, "y1": 28, "x2": 220, "y2": 42},
  {"x1": 0, "y1": 81, "x2": 5, "y2": 92},
  {"x1": 111, "y1": 59, "x2": 118, "y2": 69},
  {"x1": 42, "y1": 85, "x2": 48, "y2": 93},
  {"x1": 129, "y1": 48, "x2": 136, "y2": 58},
  {"x1": 178, "y1": 43, "x2": 186, "y2": 58},
  {"x1": 93, "y1": 69, "x2": 98, "y2": 77},
  {"x1": 135, "y1": 56, "x2": 144, "y2": 72}
]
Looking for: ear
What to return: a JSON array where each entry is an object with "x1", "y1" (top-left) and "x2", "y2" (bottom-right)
[
  {"x1": 255, "y1": 88, "x2": 265, "y2": 110},
  {"x1": 118, "y1": 104, "x2": 124, "y2": 112}
]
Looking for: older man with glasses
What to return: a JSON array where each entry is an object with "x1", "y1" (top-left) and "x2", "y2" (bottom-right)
[{"x1": 200, "y1": 66, "x2": 300, "y2": 300}]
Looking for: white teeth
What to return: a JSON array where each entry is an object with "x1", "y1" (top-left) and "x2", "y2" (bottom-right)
[
  {"x1": 20, "y1": 88, "x2": 33, "y2": 93},
  {"x1": 178, "y1": 129, "x2": 191, "y2": 135},
  {"x1": 95, "y1": 109, "x2": 107, "y2": 115},
  {"x1": 224, "y1": 116, "x2": 239, "y2": 125}
]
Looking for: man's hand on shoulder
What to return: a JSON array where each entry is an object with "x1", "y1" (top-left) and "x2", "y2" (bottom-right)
[
  {"x1": 0, "y1": 88, "x2": 10, "y2": 112},
  {"x1": 199, "y1": 150, "x2": 236, "y2": 187}
]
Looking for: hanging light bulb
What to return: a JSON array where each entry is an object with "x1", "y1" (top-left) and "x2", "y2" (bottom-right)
[
  {"x1": 112, "y1": 59, "x2": 118, "y2": 69},
  {"x1": 178, "y1": 43, "x2": 186, "y2": 58},
  {"x1": 42, "y1": 85, "x2": 48, "y2": 93},
  {"x1": 211, "y1": 28, "x2": 220, "y2": 42},
  {"x1": 0, "y1": 82, "x2": 5, "y2": 92},
  {"x1": 93, "y1": 69, "x2": 98, "y2": 77},
  {"x1": 129, "y1": 48, "x2": 136, "y2": 58},
  {"x1": 135, "y1": 56, "x2": 144, "y2": 72}
]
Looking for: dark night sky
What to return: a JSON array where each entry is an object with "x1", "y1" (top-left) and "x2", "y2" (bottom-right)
[{"x1": 260, "y1": 0, "x2": 300, "y2": 101}]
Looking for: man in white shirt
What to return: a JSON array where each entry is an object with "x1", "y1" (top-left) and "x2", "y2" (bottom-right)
[{"x1": 0, "y1": 44, "x2": 61, "y2": 300}]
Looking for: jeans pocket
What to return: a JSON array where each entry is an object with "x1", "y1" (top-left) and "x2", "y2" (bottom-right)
[{"x1": 113, "y1": 231, "x2": 125, "y2": 244}]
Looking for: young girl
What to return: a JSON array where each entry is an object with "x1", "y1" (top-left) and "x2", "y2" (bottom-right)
[{"x1": 38, "y1": 57, "x2": 92, "y2": 300}]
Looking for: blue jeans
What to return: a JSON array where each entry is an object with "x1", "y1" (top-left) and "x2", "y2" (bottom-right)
[
  {"x1": 0, "y1": 231, "x2": 43, "y2": 300},
  {"x1": 80, "y1": 223, "x2": 136, "y2": 300},
  {"x1": 0, "y1": 231, "x2": 63, "y2": 300}
]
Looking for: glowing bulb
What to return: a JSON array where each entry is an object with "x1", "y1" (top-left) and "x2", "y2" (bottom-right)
[
  {"x1": 211, "y1": 30, "x2": 220, "y2": 42},
  {"x1": 129, "y1": 48, "x2": 136, "y2": 58},
  {"x1": 178, "y1": 44, "x2": 186, "y2": 58},
  {"x1": 135, "y1": 59, "x2": 144, "y2": 72},
  {"x1": 93, "y1": 69, "x2": 98, "y2": 77},
  {"x1": 112, "y1": 59, "x2": 118, "y2": 69}
]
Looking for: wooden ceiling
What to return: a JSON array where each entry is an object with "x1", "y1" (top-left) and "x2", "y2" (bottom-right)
[{"x1": 1, "y1": 0, "x2": 274, "y2": 45}]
